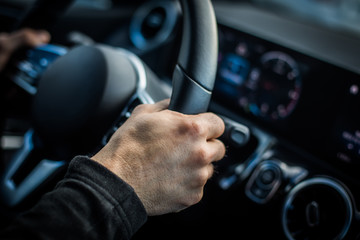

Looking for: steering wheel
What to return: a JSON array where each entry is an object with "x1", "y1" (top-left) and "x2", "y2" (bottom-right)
[{"x1": 0, "y1": 0, "x2": 218, "y2": 208}]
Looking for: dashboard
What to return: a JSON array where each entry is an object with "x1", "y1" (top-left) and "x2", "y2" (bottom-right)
[{"x1": 205, "y1": 3, "x2": 360, "y2": 239}]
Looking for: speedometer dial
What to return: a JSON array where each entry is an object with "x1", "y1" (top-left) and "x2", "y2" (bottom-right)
[{"x1": 240, "y1": 51, "x2": 302, "y2": 120}]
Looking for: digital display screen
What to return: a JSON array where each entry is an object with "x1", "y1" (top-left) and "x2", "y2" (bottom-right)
[
  {"x1": 214, "y1": 25, "x2": 360, "y2": 166},
  {"x1": 215, "y1": 26, "x2": 305, "y2": 121}
]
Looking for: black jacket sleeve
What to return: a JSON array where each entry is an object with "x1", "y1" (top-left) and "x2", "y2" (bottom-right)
[{"x1": 0, "y1": 156, "x2": 148, "y2": 240}]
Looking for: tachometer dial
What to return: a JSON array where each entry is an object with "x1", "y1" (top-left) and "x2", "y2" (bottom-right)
[{"x1": 241, "y1": 51, "x2": 302, "y2": 120}]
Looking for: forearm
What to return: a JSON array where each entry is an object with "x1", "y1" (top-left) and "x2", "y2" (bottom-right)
[{"x1": 0, "y1": 156, "x2": 147, "y2": 240}]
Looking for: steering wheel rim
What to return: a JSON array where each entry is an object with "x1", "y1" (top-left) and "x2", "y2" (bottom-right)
[
  {"x1": 0, "y1": 0, "x2": 218, "y2": 207},
  {"x1": 169, "y1": 0, "x2": 218, "y2": 114}
]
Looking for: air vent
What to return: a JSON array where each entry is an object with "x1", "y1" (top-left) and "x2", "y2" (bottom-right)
[
  {"x1": 129, "y1": 1, "x2": 180, "y2": 51},
  {"x1": 282, "y1": 177, "x2": 353, "y2": 240}
]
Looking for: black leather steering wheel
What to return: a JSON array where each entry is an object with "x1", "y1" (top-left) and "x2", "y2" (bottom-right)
[
  {"x1": 169, "y1": 1, "x2": 218, "y2": 114},
  {"x1": 0, "y1": 0, "x2": 218, "y2": 208}
]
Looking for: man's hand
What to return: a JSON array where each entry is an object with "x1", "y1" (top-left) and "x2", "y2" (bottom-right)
[
  {"x1": 0, "y1": 28, "x2": 50, "y2": 72},
  {"x1": 92, "y1": 99, "x2": 226, "y2": 216}
]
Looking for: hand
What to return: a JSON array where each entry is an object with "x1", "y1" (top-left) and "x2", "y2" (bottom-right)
[
  {"x1": 92, "y1": 99, "x2": 226, "y2": 216},
  {"x1": 0, "y1": 28, "x2": 50, "y2": 71}
]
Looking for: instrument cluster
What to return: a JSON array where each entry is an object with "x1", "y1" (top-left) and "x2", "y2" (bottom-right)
[
  {"x1": 214, "y1": 24, "x2": 360, "y2": 170},
  {"x1": 215, "y1": 25, "x2": 306, "y2": 121}
]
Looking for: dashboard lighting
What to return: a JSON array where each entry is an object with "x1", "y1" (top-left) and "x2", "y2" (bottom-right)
[{"x1": 349, "y1": 84, "x2": 359, "y2": 95}]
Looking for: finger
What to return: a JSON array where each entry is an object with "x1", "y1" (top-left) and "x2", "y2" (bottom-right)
[
  {"x1": 9, "y1": 29, "x2": 50, "y2": 51},
  {"x1": 205, "y1": 139, "x2": 226, "y2": 163},
  {"x1": 24, "y1": 30, "x2": 50, "y2": 46},
  {"x1": 152, "y1": 98, "x2": 170, "y2": 111},
  {"x1": 194, "y1": 112, "x2": 225, "y2": 140},
  {"x1": 132, "y1": 99, "x2": 170, "y2": 115},
  {"x1": 190, "y1": 164, "x2": 214, "y2": 189},
  {"x1": 206, "y1": 164, "x2": 215, "y2": 179}
]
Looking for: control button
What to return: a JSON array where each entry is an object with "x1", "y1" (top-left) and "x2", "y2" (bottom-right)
[
  {"x1": 245, "y1": 161, "x2": 282, "y2": 204},
  {"x1": 250, "y1": 185, "x2": 269, "y2": 199},
  {"x1": 256, "y1": 166, "x2": 281, "y2": 189},
  {"x1": 259, "y1": 169, "x2": 276, "y2": 185},
  {"x1": 220, "y1": 115, "x2": 250, "y2": 148},
  {"x1": 230, "y1": 127, "x2": 250, "y2": 147}
]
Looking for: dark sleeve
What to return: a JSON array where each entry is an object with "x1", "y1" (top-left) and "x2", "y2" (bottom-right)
[{"x1": 0, "y1": 156, "x2": 148, "y2": 240}]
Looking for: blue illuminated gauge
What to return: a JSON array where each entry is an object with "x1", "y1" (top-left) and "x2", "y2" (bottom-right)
[
  {"x1": 219, "y1": 53, "x2": 250, "y2": 85},
  {"x1": 217, "y1": 53, "x2": 251, "y2": 97},
  {"x1": 239, "y1": 51, "x2": 302, "y2": 120}
]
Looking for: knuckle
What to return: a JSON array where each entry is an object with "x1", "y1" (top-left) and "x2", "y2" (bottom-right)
[
  {"x1": 192, "y1": 167, "x2": 211, "y2": 188},
  {"x1": 212, "y1": 113, "x2": 225, "y2": 133},
  {"x1": 174, "y1": 118, "x2": 193, "y2": 136},
  {"x1": 131, "y1": 104, "x2": 148, "y2": 115},
  {"x1": 197, "y1": 168, "x2": 210, "y2": 184},
  {"x1": 191, "y1": 120, "x2": 204, "y2": 136},
  {"x1": 192, "y1": 191, "x2": 203, "y2": 205},
  {"x1": 183, "y1": 191, "x2": 203, "y2": 207},
  {"x1": 215, "y1": 140, "x2": 227, "y2": 160},
  {"x1": 178, "y1": 118, "x2": 205, "y2": 137},
  {"x1": 196, "y1": 147, "x2": 210, "y2": 164}
]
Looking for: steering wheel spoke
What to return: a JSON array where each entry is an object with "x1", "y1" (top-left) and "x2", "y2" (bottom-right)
[
  {"x1": 0, "y1": 130, "x2": 66, "y2": 207},
  {"x1": 101, "y1": 48, "x2": 171, "y2": 145}
]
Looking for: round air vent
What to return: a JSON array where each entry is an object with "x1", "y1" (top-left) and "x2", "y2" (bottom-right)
[
  {"x1": 129, "y1": 1, "x2": 180, "y2": 50},
  {"x1": 282, "y1": 177, "x2": 353, "y2": 240}
]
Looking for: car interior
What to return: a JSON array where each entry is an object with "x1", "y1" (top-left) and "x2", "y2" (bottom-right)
[{"x1": 0, "y1": 0, "x2": 360, "y2": 239}]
